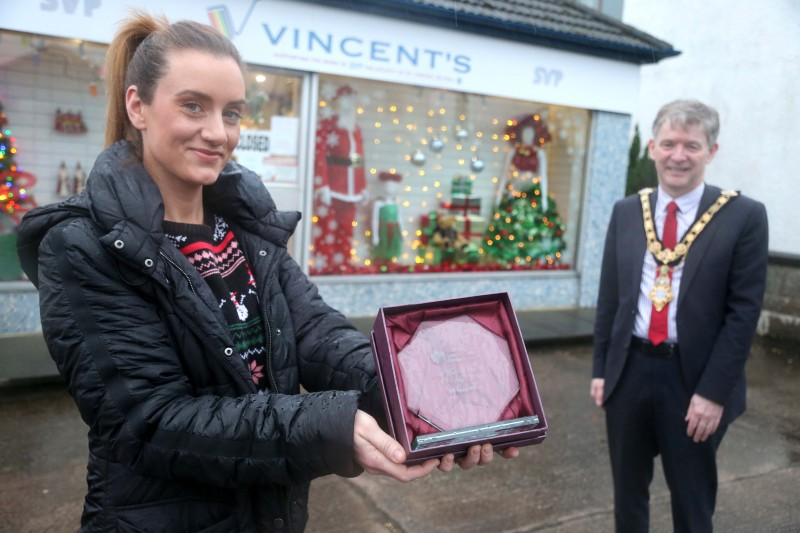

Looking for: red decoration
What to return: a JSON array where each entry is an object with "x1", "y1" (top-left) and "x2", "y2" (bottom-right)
[
  {"x1": 505, "y1": 114, "x2": 552, "y2": 146},
  {"x1": 54, "y1": 108, "x2": 88, "y2": 134},
  {"x1": 309, "y1": 259, "x2": 568, "y2": 276},
  {"x1": 1, "y1": 170, "x2": 38, "y2": 223},
  {"x1": 311, "y1": 86, "x2": 367, "y2": 271}
]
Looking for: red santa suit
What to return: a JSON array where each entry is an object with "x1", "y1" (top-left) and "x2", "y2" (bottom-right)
[{"x1": 311, "y1": 90, "x2": 367, "y2": 273}]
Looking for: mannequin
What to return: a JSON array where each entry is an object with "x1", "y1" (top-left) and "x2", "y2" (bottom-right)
[
  {"x1": 485, "y1": 113, "x2": 566, "y2": 265},
  {"x1": 312, "y1": 85, "x2": 368, "y2": 271},
  {"x1": 73, "y1": 162, "x2": 86, "y2": 194},
  {"x1": 497, "y1": 114, "x2": 551, "y2": 210},
  {"x1": 56, "y1": 161, "x2": 71, "y2": 198},
  {"x1": 371, "y1": 171, "x2": 403, "y2": 263}
]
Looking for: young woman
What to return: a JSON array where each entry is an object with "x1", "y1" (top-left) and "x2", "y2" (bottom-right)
[{"x1": 16, "y1": 11, "x2": 514, "y2": 532}]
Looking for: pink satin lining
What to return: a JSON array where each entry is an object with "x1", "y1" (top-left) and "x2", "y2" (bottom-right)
[{"x1": 386, "y1": 300, "x2": 534, "y2": 439}]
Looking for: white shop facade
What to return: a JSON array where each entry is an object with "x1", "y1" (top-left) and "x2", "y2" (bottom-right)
[{"x1": 1, "y1": 0, "x2": 671, "y2": 339}]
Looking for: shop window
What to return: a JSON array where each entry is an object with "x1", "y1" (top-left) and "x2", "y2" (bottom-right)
[
  {"x1": 0, "y1": 37, "x2": 307, "y2": 281},
  {"x1": 0, "y1": 31, "x2": 107, "y2": 282},
  {"x1": 235, "y1": 67, "x2": 302, "y2": 184},
  {"x1": 234, "y1": 67, "x2": 305, "y2": 256},
  {"x1": 308, "y1": 75, "x2": 588, "y2": 276}
]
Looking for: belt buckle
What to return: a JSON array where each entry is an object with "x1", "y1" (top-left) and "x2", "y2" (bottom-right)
[
  {"x1": 653, "y1": 341, "x2": 676, "y2": 358},
  {"x1": 631, "y1": 336, "x2": 676, "y2": 358}
]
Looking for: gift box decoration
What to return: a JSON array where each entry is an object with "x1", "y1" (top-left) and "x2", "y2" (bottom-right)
[
  {"x1": 440, "y1": 197, "x2": 482, "y2": 214},
  {"x1": 418, "y1": 211, "x2": 437, "y2": 245},
  {"x1": 415, "y1": 244, "x2": 445, "y2": 266},
  {"x1": 370, "y1": 292, "x2": 547, "y2": 464},
  {"x1": 450, "y1": 175, "x2": 473, "y2": 197},
  {"x1": 453, "y1": 214, "x2": 487, "y2": 244}
]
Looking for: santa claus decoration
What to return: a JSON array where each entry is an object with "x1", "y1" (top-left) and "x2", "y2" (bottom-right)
[{"x1": 311, "y1": 85, "x2": 368, "y2": 273}]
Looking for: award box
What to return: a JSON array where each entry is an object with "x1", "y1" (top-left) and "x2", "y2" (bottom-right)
[{"x1": 370, "y1": 292, "x2": 547, "y2": 464}]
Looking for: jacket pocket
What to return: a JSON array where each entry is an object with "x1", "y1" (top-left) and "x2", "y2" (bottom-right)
[{"x1": 113, "y1": 497, "x2": 238, "y2": 533}]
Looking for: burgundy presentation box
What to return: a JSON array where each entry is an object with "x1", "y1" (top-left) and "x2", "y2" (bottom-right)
[{"x1": 370, "y1": 292, "x2": 547, "y2": 465}]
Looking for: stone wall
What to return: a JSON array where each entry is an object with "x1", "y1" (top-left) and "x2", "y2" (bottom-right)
[{"x1": 758, "y1": 253, "x2": 800, "y2": 343}]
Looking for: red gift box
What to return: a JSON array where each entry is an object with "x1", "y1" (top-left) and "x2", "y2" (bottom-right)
[
  {"x1": 370, "y1": 292, "x2": 547, "y2": 464},
  {"x1": 439, "y1": 198, "x2": 481, "y2": 213}
]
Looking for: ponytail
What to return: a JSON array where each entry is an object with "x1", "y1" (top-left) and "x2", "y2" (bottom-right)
[{"x1": 104, "y1": 11, "x2": 168, "y2": 152}]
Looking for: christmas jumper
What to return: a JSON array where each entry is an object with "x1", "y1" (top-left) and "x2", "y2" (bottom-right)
[{"x1": 164, "y1": 215, "x2": 268, "y2": 390}]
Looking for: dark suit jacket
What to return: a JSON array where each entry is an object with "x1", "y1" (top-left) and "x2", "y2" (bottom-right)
[{"x1": 592, "y1": 184, "x2": 769, "y2": 425}]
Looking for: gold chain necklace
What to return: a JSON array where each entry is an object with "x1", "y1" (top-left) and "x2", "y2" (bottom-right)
[{"x1": 639, "y1": 188, "x2": 738, "y2": 310}]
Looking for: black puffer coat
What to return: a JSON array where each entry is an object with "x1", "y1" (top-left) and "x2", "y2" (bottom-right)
[{"x1": 17, "y1": 141, "x2": 384, "y2": 532}]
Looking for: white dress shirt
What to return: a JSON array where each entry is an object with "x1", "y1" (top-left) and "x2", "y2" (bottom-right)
[{"x1": 633, "y1": 183, "x2": 705, "y2": 343}]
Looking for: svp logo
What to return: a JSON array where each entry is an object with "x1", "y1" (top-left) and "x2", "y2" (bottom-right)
[
  {"x1": 40, "y1": 0, "x2": 101, "y2": 16},
  {"x1": 207, "y1": 1, "x2": 261, "y2": 39}
]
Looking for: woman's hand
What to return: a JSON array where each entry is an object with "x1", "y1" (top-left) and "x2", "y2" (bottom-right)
[
  {"x1": 354, "y1": 410, "x2": 520, "y2": 479},
  {"x1": 353, "y1": 410, "x2": 439, "y2": 482}
]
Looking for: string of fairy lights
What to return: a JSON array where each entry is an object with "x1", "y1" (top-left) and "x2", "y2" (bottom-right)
[
  {"x1": 0, "y1": 104, "x2": 32, "y2": 219},
  {"x1": 309, "y1": 80, "x2": 569, "y2": 274}
]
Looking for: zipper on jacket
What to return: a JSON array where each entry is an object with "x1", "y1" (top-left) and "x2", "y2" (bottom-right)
[
  {"x1": 261, "y1": 264, "x2": 279, "y2": 392},
  {"x1": 159, "y1": 251, "x2": 254, "y2": 392},
  {"x1": 262, "y1": 315, "x2": 279, "y2": 392},
  {"x1": 159, "y1": 252, "x2": 197, "y2": 295}
]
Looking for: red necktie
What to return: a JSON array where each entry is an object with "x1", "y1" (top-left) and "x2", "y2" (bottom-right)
[{"x1": 648, "y1": 201, "x2": 678, "y2": 345}]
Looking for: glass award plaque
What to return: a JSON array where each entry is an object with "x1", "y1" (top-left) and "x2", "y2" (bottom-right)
[
  {"x1": 371, "y1": 292, "x2": 548, "y2": 463},
  {"x1": 396, "y1": 315, "x2": 531, "y2": 449}
]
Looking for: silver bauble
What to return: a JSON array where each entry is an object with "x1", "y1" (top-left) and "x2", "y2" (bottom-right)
[
  {"x1": 430, "y1": 137, "x2": 445, "y2": 153},
  {"x1": 411, "y1": 148, "x2": 426, "y2": 166},
  {"x1": 470, "y1": 157, "x2": 485, "y2": 172}
]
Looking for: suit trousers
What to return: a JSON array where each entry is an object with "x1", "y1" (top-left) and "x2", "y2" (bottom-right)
[{"x1": 605, "y1": 345, "x2": 728, "y2": 533}]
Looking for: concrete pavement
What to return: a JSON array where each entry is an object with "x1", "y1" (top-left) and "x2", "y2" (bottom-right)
[
  {"x1": 304, "y1": 338, "x2": 800, "y2": 532},
  {"x1": 0, "y1": 324, "x2": 798, "y2": 531}
]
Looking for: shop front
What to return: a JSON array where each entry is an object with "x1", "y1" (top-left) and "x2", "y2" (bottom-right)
[{"x1": 1, "y1": 0, "x2": 675, "y2": 338}]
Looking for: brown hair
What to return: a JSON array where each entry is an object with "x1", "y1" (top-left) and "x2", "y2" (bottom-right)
[
  {"x1": 104, "y1": 10, "x2": 246, "y2": 157},
  {"x1": 652, "y1": 99, "x2": 720, "y2": 147}
]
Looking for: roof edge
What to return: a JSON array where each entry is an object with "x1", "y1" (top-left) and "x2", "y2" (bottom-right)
[{"x1": 296, "y1": 0, "x2": 680, "y2": 65}]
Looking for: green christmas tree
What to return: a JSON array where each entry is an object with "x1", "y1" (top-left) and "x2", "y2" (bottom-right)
[
  {"x1": 0, "y1": 99, "x2": 36, "y2": 280},
  {"x1": 626, "y1": 124, "x2": 657, "y2": 196},
  {"x1": 0, "y1": 99, "x2": 35, "y2": 221},
  {"x1": 483, "y1": 179, "x2": 566, "y2": 266}
]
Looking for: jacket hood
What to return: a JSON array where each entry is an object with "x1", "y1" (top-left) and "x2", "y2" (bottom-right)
[
  {"x1": 16, "y1": 193, "x2": 90, "y2": 287},
  {"x1": 17, "y1": 140, "x2": 300, "y2": 287}
]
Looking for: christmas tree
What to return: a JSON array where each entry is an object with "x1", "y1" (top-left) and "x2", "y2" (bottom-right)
[
  {"x1": 483, "y1": 178, "x2": 566, "y2": 266},
  {"x1": 0, "y1": 99, "x2": 36, "y2": 281},
  {"x1": 626, "y1": 124, "x2": 657, "y2": 196},
  {"x1": 0, "y1": 99, "x2": 36, "y2": 223}
]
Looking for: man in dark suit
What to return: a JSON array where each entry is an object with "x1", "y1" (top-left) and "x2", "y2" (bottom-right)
[{"x1": 591, "y1": 99, "x2": 769, "y2": 532}]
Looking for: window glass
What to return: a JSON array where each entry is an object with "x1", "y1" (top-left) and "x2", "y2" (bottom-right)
[
  {"x1": 309, "y1": 74, "x2": 589, "y2": 275},
  {"x1": 234, "y1": 67, "x2": 305, "y2": 256},
  {"x1": 233, "y1": 65, "x2": 308, "y2": 255},
  {"x1": 0, "y1": 32, "x2": 107, "y2": 281},
  {"x1": 235, "y1": 68, "x2": 302, "y2": 187},
  {"x1": 0, "y1": 29, "x2": 307, "y2": 281}
]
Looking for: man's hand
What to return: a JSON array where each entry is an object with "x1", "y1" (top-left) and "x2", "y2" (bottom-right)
[
  {"x1": 685, "y1": 394, "x2": 724, "y2": 443},
  {"x1": 353, "y1": 410, "x2": 439, "y2": 482},
  {"x1": 437, "y1": 443, "x2": 520, "y2": 472},
  {"x1": 590, "y1": 378, "x2": 605, "y2": 407}
]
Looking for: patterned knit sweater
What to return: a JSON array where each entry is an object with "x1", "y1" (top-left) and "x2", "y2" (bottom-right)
[{"x1": 163, "y1": 214, "x2": 269, "y2": 390}]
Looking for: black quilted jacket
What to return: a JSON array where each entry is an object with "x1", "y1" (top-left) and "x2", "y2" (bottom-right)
[{"x1": 17, "y1": 141, "x2": 384, "y2": 532}]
